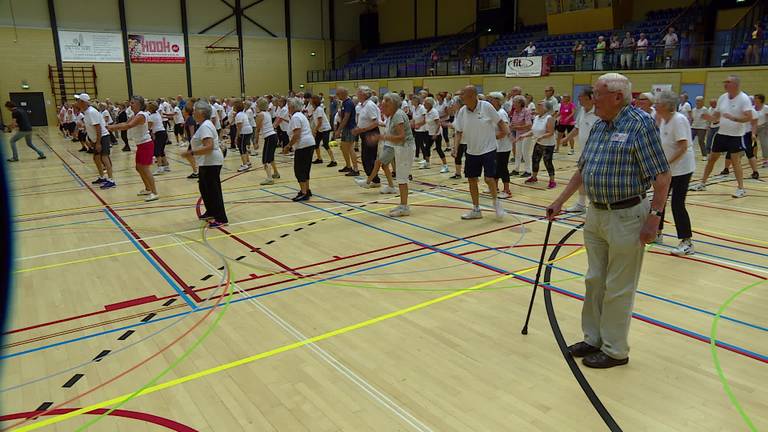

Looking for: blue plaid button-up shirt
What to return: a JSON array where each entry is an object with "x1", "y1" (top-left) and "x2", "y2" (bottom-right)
[{"x1": 578, "y1": 105, "x2": 669, "y2": 205}]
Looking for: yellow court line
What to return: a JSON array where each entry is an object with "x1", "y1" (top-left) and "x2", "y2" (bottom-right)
[
  {"x1": 14, "y1": 247, "x2": 584, "y2": 431},
  {"x1": 15, "y1": 192, "x2": 465, "y2": 274}
]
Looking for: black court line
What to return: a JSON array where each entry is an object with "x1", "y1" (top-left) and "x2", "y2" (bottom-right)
[
  {"x1": 201, "y1": 274, "x2": 213, "y2": 281},
  {"x1": 280, "y1": 234, "x2": 289, "y2": 238},
  {"x1": 35, "y1": 402, "x2": 53, "y2": 412},
  {"x1": 117, "y1": 330, "x2": 135, "y2": 340},
  {"x1": 266, "y1": 240, "x2": 275, "y2": 245},
  {"x1": 162, "y1": 298, "x2": 177, "y2": 306},
  {"x1": 141, "y1": 313, "x2": 156, "y2": 323},
  {"x1": 294, "y1": 227, "x2": 303, "y2": 232},
  {"x1": 62, "y1": 374, "x2": 84, "y2": 388},
  {"x1": 542, "y1": 224, "x2": 623, "y2": 432},
  {"x1": 236, "y1": 256, "x2": 245, "y2": 261},
  {"x1": 92, "y1": 350, "x2": 111, "y2": 362},
  {"x1": 308, "y1": 222, "x2": 316, "y2": 226},
  {"x1": 218, "y1": 266, "x2": 225, "y2": 270}
]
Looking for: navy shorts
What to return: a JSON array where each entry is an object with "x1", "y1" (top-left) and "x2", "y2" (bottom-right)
[
  {"x1": 341, "y1": 129, "x2": 355, "y2": 142},
  {"x1": 464, "y1": 150, "x2": 497, "y2": 179},
  {"x1": 711, "y1": 134, "x2": 743, "y2": 154}
]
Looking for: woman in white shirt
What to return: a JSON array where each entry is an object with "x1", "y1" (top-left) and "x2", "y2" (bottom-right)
[
  {"x1": 690, "y1": 96, "x2": 710, "y2": 161},
  {"x1": 273, "y1": 97, "x2": 291, "y2": 153},
  {"x1": 233, "y1": 100, "x2": 253, "y2": 172},
  {"x1": 286, "y1": 97, "x2": 316, "y2": 201},
  {"x1": 410, "y1": 96, "x2": 428, "y2": 164},
  {"x1": 254, "y1": 97, "x2": 281, "y2": 185},
  {"x1": 488, "y1": 93, "x2": 513, "y2": 198},
  {"x1": 516, "y1": 100, "x2": 556, "y2": 188},
  {"x1": 98, "y1": 102, "x2": 117, "y2": 146},
  {"x1": 147, "y1": 101, "x2": 170, "y2": 175},
  {"x1": 181, "y1": 100, "x2": 227, "y2": 227},
  {"x1": 172, "y1": 102, "x2": 185, "y2": 145},
  {"x1": 310, "y1": 95, "x2": 337, "y2": 168},
  {"x1": 421, "y1": 97, "x2": 449, "y2": 172},
  {"x1": 755, "y1": 94, "x2": 768, "y2": 167},
  {"x1": 108, "y1": 95, "x2": 158, "y2": 202},
  {"x1": 246, "y1": 102, "x2": 258, "y2": 156},
  {"x1": 655, "y1": 91, "x2": 695, "y2": 256}
]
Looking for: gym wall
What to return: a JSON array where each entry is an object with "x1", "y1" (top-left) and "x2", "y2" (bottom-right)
[
  {"x1": 378, "y1": 0, "x2": 477, "y2": 44},
  {"x1": 0, "y1": 0, "x2": 365, "y2": 122}
]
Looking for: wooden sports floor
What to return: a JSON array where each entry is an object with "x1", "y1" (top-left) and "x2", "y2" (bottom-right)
[{"x1": 2, "y1": 128, "x2": 766, "y2": 431}]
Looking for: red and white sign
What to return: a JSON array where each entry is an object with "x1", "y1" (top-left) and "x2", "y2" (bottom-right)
[{"x1": 128, "y1": 34, "x2": 185, "y2": 64}]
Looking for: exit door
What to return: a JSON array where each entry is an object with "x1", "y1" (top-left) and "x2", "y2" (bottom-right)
[{"x1": 9, "y1": 92, "x2": 47, "y2": 127}]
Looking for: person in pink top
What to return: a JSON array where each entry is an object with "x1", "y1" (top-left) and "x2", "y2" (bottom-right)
[{"x1": 556, "y1": 94, "x2": 577, "y2": 155}]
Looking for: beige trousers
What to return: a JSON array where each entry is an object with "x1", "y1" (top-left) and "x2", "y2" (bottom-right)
[{"x1": 582, "y1": 200, "x2": 649, "y2": 359}]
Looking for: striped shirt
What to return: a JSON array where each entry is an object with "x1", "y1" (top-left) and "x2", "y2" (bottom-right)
[{"x1": 578, "y1": 105, "x2": 669, "y2": 205}]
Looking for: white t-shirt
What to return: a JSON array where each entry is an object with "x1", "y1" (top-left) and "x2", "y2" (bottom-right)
[
  {"x1": 259, "y1": 111, "x2": 276, "y2": 137},
  {"x1": 545, "y1": 96, "x2": 560, "y2": 114},
  {"x1": 715, "y1": 92, "x2": 752, "y2": 137},
  {"x1": 745, "y1": 108, "x2": 757, "y2": 133},
  {"x1": 83, "y1": 106, "x2": 109, "y2": 141},
  {"x1": 425, "y1": 107, "x2": 441, "y2": 135},
  {"x1": 412, "y1": 105, "x2": 427, "y2": 132},
  {"x1": 288, "y1": 112, "x2": 315, "y2": 149},
  {"x1": 276, "y1": 106, "x2": 290, "y2": 130},
  {"x1": 756, "y1": 105, "x2": 768, "y2": 127},
  {"x1": 523, "y1": 45, "x2": 536, "y2": 56},
  {"x1": 65, "y1": 108, "x2": 75, "y2": 123},
  {"x1": 576, "y1": 106, "x2": 599, "y2": 148},
  {"x1": 173, "y1": 107, "x2": 184, "y2": 124},
  {"x1": 456, "y1": 100, "x2": 501, "y2": 155},
  {"x1": 312, "y1": 108, "x2": 332, "y2": 133},
  {"x1": 235, "y1": 111, "x2": 253, "y2": 134},
  {"x1": 356, "y1": 99, "x2": 380, "y2": 130},
  {"x1": 678, "y1": 101, "x2": 692, "y2": 121},
  {"x1": 192, "y1": 120, "x2": 224, "y2": 166},
  {"x1": 691, "y1": 107, "x2": 709, "y2": 129},
  {"x1": 127, "y1": 111, "x2": 151, "y2": 144},
  {"x1": 148, "y1": 112, "x2": 165, "y2": 133},
  {"x1": 453, "y1": 107, "x2": 467, "y2": 144},
  {"x1": 160, "y1": 101, "x2": 172, "y2": 116},
  {"x1": 660, "y1": 112, "x2": 695, "y2": 176},
  {"x1": 531, "y1": 114, "x2": 555, "y2": 146},
  {"x1": 333, "y1": 111, "x2": 340, "y2": 130},
  {"x1": 496, "y1": 109, "x2": 512, "y2": 152},
  {"x1": 246, "y1": 108, "x2": 256, "y2": 128}
]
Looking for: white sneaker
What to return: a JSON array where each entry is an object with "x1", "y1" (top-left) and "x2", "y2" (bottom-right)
[
  {"x1": 653, "y1": 233, "x2": 664, "y2": 245},
  {"x1": 482, "y1": 188, "x2": 491, "y2": 194},
  {"x1": 439, "y1": 165, "x2": 449, "y2": 173},
  {"x1": 568, "y1": 149, "x2": 574, "y2": 155},
  {"x1": 732, "y1": 188, "x2": 746, "y2": 198},
  {"x1": 389, "y1": 205, "x2": 411, "y2": 217},
  {"x1": 144, "y1": 193, "x2": 159, "y2": 202},
  {"x1": 461, "y1": 209, "x2": 483, "y2": 220},
  {"x1": 497, "y1": 191, "x2": 510, "y2": 199},
  {"x1": 163, "y1": 166, "x2": 171, "y2": 172},
  {"x1": 689, "y1": 183, "x2": 706, "y2": 191},
  {"x1": 380, "y1": 185, "x2": 397, "y2": 194},
  {"x1": 137, "y1": 189, "x2": 151, "y2": 196},
  {"x1": 419, "y1": 160, "x2": 429, "y2": 169},
  {"x1": 494, "y1": 199, "x2": 506, "y2": 219},
  {"x1": 355, "y1": 178, "x2": 372, "y2": 188},
  {"x1": 260, "y1": 178, "x2": 274, "y2": 185},
  {"x1": 701, "y1": 156, "x2": 708, "y2": 161},
  {"x1": 671, "y1": 239, "x2": 694, "y2": 256},
  {"x1": 237, "y1": 165, "x2": 250, "y2": 172},
  {"x1": 153, "y1": 168, "x2": 164, "y2": 175},
  {"x1": 566, "y1": 202, "x2": 587, "y2": 212}
]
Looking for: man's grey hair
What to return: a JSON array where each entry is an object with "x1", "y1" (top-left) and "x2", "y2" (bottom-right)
[
  {"x1": 357, "y1": 86, "x2": 373, "y2": 99},
  {"x1": 695, "y1": 95, "x2": 704, "y2": 101},
  {"x1": 194, "y1": 100, "x2": 213, "y2": 119},
  {"x1": 382, "y1": 92, "x2": 402, "y2": 108},
  {"x1": 488, "y1": 92, "x2": 505, "y2": 102},
  {"x1": 656, "y1": 90, "x2": 678, "y2": 112},
  {"x1": 727, "y1": 74, "x2": 741, "y2": 85},
  {"x1": 539, "y1": 100, "x2": 554, "y2": 112},
  {"x1": 287, "y1": 97, "x2": 304, "y2": 112},
  {"x1": 423, "y1": 97, "x2": 436, "y2": 107},
  {"x1": 597, "y1": 73, "x2": 632, "y2": 105}
]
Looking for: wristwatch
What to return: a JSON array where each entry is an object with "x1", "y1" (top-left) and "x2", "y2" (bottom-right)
[{"x1": 649, "y1": 208, "x2": 663, "y2": 217}]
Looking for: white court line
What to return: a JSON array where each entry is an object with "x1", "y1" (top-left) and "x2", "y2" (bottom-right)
[{"x1": 172, "y1": 235, "x2": 435, "y2": 432}]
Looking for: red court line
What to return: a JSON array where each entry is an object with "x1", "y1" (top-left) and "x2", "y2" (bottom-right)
[
  {"x1": 0, "y1": 408, "x2": 197, "y2": 431},
  {"x1": 105, "y1": 295, "x2": 158, "y2": 311}
]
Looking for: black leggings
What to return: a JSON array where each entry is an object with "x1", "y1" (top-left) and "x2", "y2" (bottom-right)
[
  {"x1": 237, "y1": 133, "x2": 252, "y2": 155},
  {"x1": 293, "y1": 146, "x2": 314, "y2": 182},
  {"x1": 441, "y1": 125, "x2": 449, "y2": 143},
  {"x1": 153, "y1": 131, "x2": 168, "y2": 157},
  {"x1": 454, "y1": 143, "x2": 467, "y2": 165},
  {"x1": 199, "y1": 165, "x2": 228, "y2": 223},
  {"x1": 496, "y1": 150, "x2": 511, "y2": 183},
  {"x1": 424, "y1": 134, "x2": 445, "y2": 160},
  {"x1": 314, "y1": 130, "x2": 330, "y2": 150},
  {"x1": 229, "y1": 125, "x2": 237, "y2": 148},
  {"x1": 414, "y1": 131, "x2": 428, "y2": 158},
  {"x1": 659, "y1": 172, "x2": 692, "y2": 239},
  {"x1": 531, "y1": 144, "x2": 555, "y2": 176},
  {"x1": 277, "y1": 129, "x2": 289, "y2": 147},
  {"x1": 120, "y1": 130, "x2": 129, "y2": 148}
]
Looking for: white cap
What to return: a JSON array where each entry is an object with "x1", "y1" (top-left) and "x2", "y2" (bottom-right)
[{"x1": 75, "y1": 93, "x2": 91, "y2": 102}]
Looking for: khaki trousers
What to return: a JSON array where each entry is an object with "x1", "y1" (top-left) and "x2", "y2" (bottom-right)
[{"x1": 582, "y1": 200, "x2": 649, "y2": 359}]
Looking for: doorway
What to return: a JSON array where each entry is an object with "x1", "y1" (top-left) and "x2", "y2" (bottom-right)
[{"x1": 9, "y1": 92, "x2": 47, "y2": 127}]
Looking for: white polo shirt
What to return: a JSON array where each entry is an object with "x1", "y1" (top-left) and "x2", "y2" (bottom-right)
[
  {"x1": 83, "y1": 106, "x2": 109, "y2": 141},
  {"x1": 356, "y1": 99, "x2": 380, "y2": 130},
  {"x1": 456, "y1": 100, "x2": 500, "y2": 155},
  {"x1": 575, "y1": 105, "x2": 599, "y2": 148},
  {"x1": 715, "y1": 91, "x2": 752, "y2": 137}
]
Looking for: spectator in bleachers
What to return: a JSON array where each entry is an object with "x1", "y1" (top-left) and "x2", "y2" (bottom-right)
[
  {"x1": 609, "y1": 35, "x2": 621, "y2": 69},
  {"x1": 594, "y1": 36, "x2": 606, "y2": 70},
  {"x1": 745, "y1": 23, "x2": 764, "y2": 65},
  {"x1": 662, "y1": 27, "x2": 679, "y2": 68},
  {"x1": 635, "y1": 33, "x2": 649, "y2": 69},
  {"x1": 522, "y1": 41, "x2": 537, "y2": 57},
  {"x1": 573, "y1": 41, "x2": 585, "y2": 70},
  {"x1": 621, "y1": 32, "x2": 635, "y2": 69}
]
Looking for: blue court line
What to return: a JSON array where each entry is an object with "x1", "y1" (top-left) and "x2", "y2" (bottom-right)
[
  {"x1": 661, "y1": 233, "x2": 768, "y2": 259},
  {"x1": 1, "y1": 242, "x2": 468, "y2": 360},
  {"x1": 102, "y1": 209, "x2": 197, "y2": 309},
  {"x1": 278, "y1": 187, "x2": 768, "y2": 335}
]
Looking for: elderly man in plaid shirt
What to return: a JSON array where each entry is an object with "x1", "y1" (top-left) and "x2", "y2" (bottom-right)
[{"x1": 548, "y1": 73, "x2": 671, "y2": 369}]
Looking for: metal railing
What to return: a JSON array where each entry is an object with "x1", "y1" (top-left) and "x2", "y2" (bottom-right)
[
  {"x1": 307, "y1": 41, "x2": 767, "y2": 82},
  {"x1": 728, "y1": 0, "x2": 767, "y2": 66}
]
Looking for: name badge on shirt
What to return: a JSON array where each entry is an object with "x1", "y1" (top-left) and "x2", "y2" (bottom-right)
[{"x1": 610, "y1": 132, "x2": 628, "y2": 143}]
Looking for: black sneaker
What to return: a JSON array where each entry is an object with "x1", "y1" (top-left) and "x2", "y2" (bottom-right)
[
  {"x1": 187, "y1": 172, "x2": 199, "y2": 179},
  {"x1": 327, "y1": 161, "x2": 338, "y2": 167},
  {"x1": 198, "y1": 212, "x2": 213, "y2": 220},
  {"x1": 338, "y1": 166, "x2": 351, "y2": 173},
  {"x1": 511, "y1": 170, "x2": 520, "y2": 176},
  {"x1": 312, "y1": 159, "x2": 323, "y2": 164},
  {"x1": 78, "y1": 148, "x2": 87, "y2": 152},
  {"x1": 720, "y1": 168, "x2": 729, "y2": 175},
  {"x1": 122, "y1": 146, "x2": 131, "y2": 152},
  {"x1": 293, "y1": 193, "x2": 310, "y2": 202},
  {"x1": 6, "y1": 158, "x2": 19, "y2": 162},
  {"x1": 92, "y1": 178, "x2": 106, "y2": 184},
  {"x1": 521, "y1": 172, "x2": 531, "y2": 178},
  {"x1": 450, "y1": 173, "x2": 461, "y2": 179},
  {"x1": 37, "y1": 154, "x2": 46, "y2": 160},
  {"x1": 345, "y1": 170, "x2": 360, "y2": 177},
  {"x1": 751, "y1": 171, "x2": 760, "y2": 180}
]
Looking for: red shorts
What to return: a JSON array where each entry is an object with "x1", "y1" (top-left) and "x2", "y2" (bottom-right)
[{"x1": 135, "y1": 140, "x2": 155, "y2": 166}]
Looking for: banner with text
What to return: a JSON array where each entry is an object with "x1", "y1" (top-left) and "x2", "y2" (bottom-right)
[
  {"x1": 505, "y1": 56, "x2": 543, "y2": 77},
  {"x1": 59, "y1": 31, "x2": 124, "y2": 62},
  {"x1": 128, "y1": 34, "x2": 185, "y2": 63}
]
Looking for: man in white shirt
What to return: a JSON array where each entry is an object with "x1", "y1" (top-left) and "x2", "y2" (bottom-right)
[
  {"x1": 351, "y1": 86, "x2": 382, "y2": 184},
  {"x1": 691, "y1": 75, "x2": 752, "y2": 197},
  {"x1": 662, "y1": 27, "x2": 679, "y2": 68},
  {"x1": 677, "y1": 93, "x2": 692, "y2": 123},
  {"x1": 455, "y1": 85, "x2": 509, "y2": 220},
  {"x1": 559, "y1": 87, "x2": 598, "y2": 212},
  {"x1": 522, "y1": 42, "x2": 536, "y2": 57},
  {"x1": 75, "y1": 93, "x2": 115, "y2": 189}
]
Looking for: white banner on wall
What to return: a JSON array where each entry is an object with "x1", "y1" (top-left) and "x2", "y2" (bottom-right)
[
  {"x1": 652, "y1": 84, "x2": 672, "y2": 94},
  {"x1": 128, "y1": 34, "x2": 186, "y2": 64},
  {"x1": 59, "y1": 31, "x2": 124, "y2": 63},
  {"x1": 505, "y1": 56, "x2": 543, "y2": 78}
]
